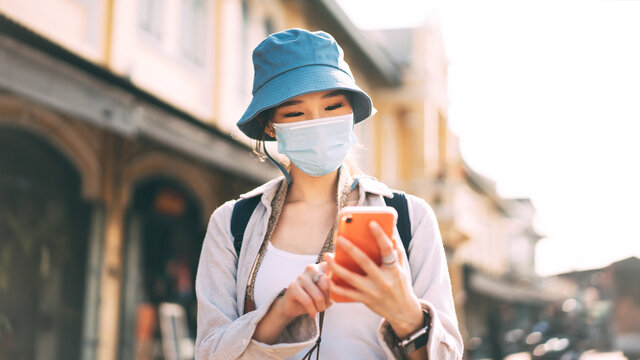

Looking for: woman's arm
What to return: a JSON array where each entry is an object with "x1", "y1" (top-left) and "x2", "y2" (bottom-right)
[
  {"x1": 195, "y1": 201, "x2": 322, "y2": 359},
  {"x1": 398, "y1": 195, "x2": 464, "y2": 359},
  {"x1": 325, "y1": 195, "x2": 464, "y2": 359},
  {"x1": 252, "y1": 293, "x2": 294, "y2": 344},
  {"x1": 253, "y1": 262, "x2": 332, "y2": 344},
  {"x1": 325, "y1": 232, "x2": 428, "y2": 360}
]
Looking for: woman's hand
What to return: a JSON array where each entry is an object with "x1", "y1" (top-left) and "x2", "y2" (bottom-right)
[
  {"x1": 278, "y1": 262, "x2": 333, "y2": 320},
  {"x1": 254, "y1": 262, "x2": 332, "y2": 344},
  {"x1": 324, "y1": 221, "x2": 424, "y2": 338}
]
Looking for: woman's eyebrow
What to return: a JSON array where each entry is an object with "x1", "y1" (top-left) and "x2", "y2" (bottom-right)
[
  {"x1": 277, "y1": 100, "x2": 302, "y2": 108},
  {"x1": 277, "y1": 91, "x2": 343, "y2": 109},
  {"x1": 321, "y1": 90, "x2": 344, "y2": 99}
]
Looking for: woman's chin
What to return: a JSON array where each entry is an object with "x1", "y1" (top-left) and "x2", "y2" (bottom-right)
[{"x1": 290, "y1": 165, "x2": 340, "y2": 180}]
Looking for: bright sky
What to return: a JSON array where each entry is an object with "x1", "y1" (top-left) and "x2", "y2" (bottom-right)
[{"x1": 337, "y1": 0, "x2": 640, "y2": 276}]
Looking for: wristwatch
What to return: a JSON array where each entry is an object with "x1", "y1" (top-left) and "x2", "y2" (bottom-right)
[{"x1": 397, "y1": 308, "x2": 431, "y2": 355}]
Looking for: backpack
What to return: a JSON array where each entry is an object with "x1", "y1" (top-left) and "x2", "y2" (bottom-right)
[{"x1": 230, "y1": 192, "x2": 411, "y2": 258}]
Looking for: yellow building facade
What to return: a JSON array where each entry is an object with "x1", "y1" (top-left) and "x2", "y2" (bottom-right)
[{"x1": 0, "y1": 1, "x2": 277, "y2": 359}]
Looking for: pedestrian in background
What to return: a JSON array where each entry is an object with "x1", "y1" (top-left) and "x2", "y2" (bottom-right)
[{"x1": 194, "y1": 28, "x2": 463, "y2": 359}]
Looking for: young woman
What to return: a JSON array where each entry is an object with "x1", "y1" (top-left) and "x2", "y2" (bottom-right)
[{"x1": 195, "y1": 29, "x2": 463, "y2": 359}]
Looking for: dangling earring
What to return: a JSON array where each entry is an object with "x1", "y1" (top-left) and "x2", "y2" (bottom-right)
[{"x1": 265, "y1": 122, "x2": 275, "y2": 137}]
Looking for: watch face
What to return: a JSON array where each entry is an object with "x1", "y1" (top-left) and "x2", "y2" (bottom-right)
[
  {"x1": 398, "y1": 309, "x2": 431, "y2": 354},
  {"x1": 400, "y1": 325, "x2": 430, "y2": 354}
]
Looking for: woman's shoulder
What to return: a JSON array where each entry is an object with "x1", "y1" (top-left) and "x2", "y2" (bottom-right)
[
  {"x1": 208, "y1": 176, "x2": 285, "y2": 225},
  {"x1": 403, "y1": 193, "x2": 436, "y2": 219},
  {"x1": 356, "y1": 176, "x2": 435, "y2": 218},
  {"x1": 207, "y1": 200, "x2": 236, "y2": 236},
  {"x1": 360, "y1": 178, "x2": 438, "y2": 233},
  {"x1": 359, "y1": 179, "x2": 441, "y2": 255},
  {"x1": 235, "y1": 176, "x2": 284, "y2": 201}
]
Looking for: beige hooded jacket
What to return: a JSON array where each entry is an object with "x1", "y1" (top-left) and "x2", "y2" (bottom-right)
[{"x1": 195, "y1": 176, "x2": 463, "y2": 359}]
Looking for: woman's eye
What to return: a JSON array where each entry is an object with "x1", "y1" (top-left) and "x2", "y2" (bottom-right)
[
  {"x1": 326, "y1": 103, "x2": 344, "y2": 110},
  {"x1": 284, "y1": 112, "x2": 304, "y2": 118}
]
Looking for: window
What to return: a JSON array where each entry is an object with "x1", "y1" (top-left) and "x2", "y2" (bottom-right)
[
  {"x1": 139, "y1": 0, "x2": 164, "y2": 39},
  {"x1": 181, "y1": 0, "x2": 208, "y2": 66},
  {"x1": 264, "y1": 17, "x2": 274, "y2": 36},
  {"x1": 438, "y1": 111, "x2": 448, "y2": 174},
  {"x1": 72, "y1": 0, "x2": 94, "y2": 5}
]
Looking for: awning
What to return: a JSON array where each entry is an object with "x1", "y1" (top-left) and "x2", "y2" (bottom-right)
[
  {"x1": 468, "y1": 270, "x2": 569, "y2": 305},
  {"x1": 0, "y1": 13, "x2": 277, "y2": 183}
]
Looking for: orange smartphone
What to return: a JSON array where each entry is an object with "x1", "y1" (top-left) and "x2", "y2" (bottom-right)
[{"x1": 330, "y1": 206, "x2": 399, "y2": 303}]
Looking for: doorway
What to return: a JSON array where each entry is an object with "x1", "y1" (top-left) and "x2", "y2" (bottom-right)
[
  {"x1": 0, "y1": 128, "x2": 90, "y2": 360},
  {"x1": 120, "y1": 177, "x2": 205, "y2": 360}
]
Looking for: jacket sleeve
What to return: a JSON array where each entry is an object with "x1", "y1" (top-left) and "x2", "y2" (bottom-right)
[
  {"x1": 376, "y1": 195, "x2": 464, "y2": 359},
  {"x1": 194, "y1": 201, "x2": 319, "y2": 360}
]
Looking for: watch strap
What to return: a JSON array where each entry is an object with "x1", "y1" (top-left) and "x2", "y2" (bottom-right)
[{"x1": 397, "y1": 308, "x2": 431, "y2": 355}]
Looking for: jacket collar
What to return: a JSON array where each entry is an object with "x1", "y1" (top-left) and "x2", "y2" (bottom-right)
[{"x1": 238, "y1": 173, "x2": 394, "y2": 202}]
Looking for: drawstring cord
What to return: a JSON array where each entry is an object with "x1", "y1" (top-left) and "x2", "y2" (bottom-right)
[
  {"x1": 263, "y1": 142, "x2": 293, "y2": 185},
  {"x1": 301, "y1": 311, "x2": 325, "y2": 360}
]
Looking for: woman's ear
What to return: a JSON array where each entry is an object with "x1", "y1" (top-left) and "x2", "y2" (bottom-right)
[{"x1": 264, "y1": 123, "x2": 276, "y2": 138}]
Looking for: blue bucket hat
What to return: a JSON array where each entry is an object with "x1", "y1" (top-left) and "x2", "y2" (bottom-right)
[{"x1": 237, "y1": 28, "x2": 374, "y2": 140}]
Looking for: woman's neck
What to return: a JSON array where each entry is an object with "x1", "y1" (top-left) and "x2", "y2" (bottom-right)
[{"x1": 286, "y1": 165, "x2": 339, "y2": 206}]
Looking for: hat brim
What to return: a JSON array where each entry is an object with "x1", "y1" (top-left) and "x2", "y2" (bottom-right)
[{"x1": 237, "y1": 65, "x2": 373, "y2": 140}]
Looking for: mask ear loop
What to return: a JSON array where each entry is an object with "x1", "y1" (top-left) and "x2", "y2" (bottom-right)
[{"x1": 263, "y1": 141, "x2": 293, "y2": 185}]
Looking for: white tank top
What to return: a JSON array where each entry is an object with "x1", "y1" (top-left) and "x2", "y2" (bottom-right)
[{"x1": 254, "y1": 241, "x2": 387, "y2": 359}]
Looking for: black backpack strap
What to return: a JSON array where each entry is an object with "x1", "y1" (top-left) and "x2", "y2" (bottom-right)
[
  {"x1": 231, "y1": 192, "x2": 410, "y2": 257},
  {"x1": 384, "y1": 192, "x2": 412, "y2": 257},
  {"x1": 230, "y1": 195, "x2": 262, "y2": 256}
]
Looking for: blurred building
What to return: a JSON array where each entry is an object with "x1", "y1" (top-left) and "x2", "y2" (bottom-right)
[
  {"x1": 0, "y1": 1, "x2": 276, "y2": 360},
  {"x1": 555, "y1": 257, "x2": 640, "y2": 358},
  {"x1": 361, "y1": 16, "x2": 570, "y2": 359}
]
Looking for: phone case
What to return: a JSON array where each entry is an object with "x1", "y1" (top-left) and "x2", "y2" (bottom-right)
[{"x1": 330, "y1": 206, "x2": 398, "y2": 303}]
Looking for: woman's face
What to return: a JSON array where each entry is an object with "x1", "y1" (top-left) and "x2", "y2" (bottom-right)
[{"x1": 271, "y1": 90, "x2": 353, "y2": 125}]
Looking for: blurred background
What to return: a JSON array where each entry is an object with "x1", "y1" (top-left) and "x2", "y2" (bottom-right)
[{"x1": 0, "y1": 0, "x2": 638, "y2": 360}]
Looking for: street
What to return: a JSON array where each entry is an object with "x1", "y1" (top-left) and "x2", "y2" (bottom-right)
[
  {"x1": 505, "y1": 351, "x2": 628, "y2": 360},
  {"x1": 580, "y1": 351, "x2": 628, "y2": 360}
]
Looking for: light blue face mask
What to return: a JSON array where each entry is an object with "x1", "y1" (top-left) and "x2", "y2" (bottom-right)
[{"x1": 271, "y1": 113, "x2": 357, "y2": 179}]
